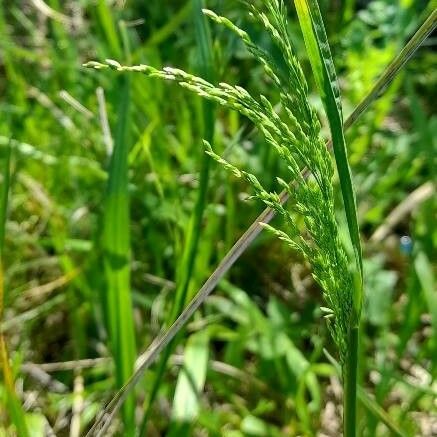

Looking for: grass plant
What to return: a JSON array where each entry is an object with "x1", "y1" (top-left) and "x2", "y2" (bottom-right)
[
  {"x1": 139, "y1": 1, "x2": 216, "y2": 433},
  {"x1": 1, "y1": 137, "x2": 29, "y2": 436},
  {"x1": 1, "y1": 0, "x2": 436, "y2": 435},
  {"x1": 85, "y1": 2, "x2": 436, "y2": 436}
]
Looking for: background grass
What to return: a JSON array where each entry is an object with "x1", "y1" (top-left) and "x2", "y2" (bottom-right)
[{"x1": 0, "y1": 1, "x2": 436, "y2": 436}]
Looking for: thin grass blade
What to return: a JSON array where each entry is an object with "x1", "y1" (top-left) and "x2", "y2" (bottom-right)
[
  {"x1": 345, "y1": 8, "x2": 437, "y2": 130},
  {"x1": 293, "y1": 0, "x2": 363, "y2": 318},
  {"x1": 0, "y1": 138, "x2": 11, "y2": 251},
  {"x1": 102, "y1": 74, "x2": 137, "y2": 435},
  {"x1": 292, "y1": 2, "x2": 363, "y2": 435},
  {"x1": 96, "y1": 0, "x2": 122, "y2": 58},
  {"x1": 0, "y1": 138, "x2": 29, "y2": 437},
  {"x1": 166, "y1": 0, "x2": 215, "y2": 430},
  {"x1": 357, "y1": 387, "x2": 408, "y2": 437}
]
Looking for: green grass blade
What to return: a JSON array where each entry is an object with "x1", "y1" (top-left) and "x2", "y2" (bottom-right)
[
  {"x1": 166, "y1": 0, "x2": 215, "y2": 428},
  {"x1": 85, "y1": 11, "x2": 435, "y2": 436},
  {"x1": 144, "y1": 1, "x2": 192, "y2": 47},
  {"x1": 293, "y1": 0, "x2": 363, "y2": 317},
  {"x1": 357, "y1": 387, "x2": 408, "y2": 437},
  {"x1": 414, "y1": 250, "x2": 437, "y2": 349},
  {"x1": 324, "y1": 356, "x2": 407, "y2": 437},
  {"x1": 0, "y1": 138, "x2": 29, "y2": 437},
  {"x1": 96, "y1": 8, "x2": 137, "y2": 434},
  {"x1": 170, "y1": 330, "x2": 209, "y2": 426},
  {"x1": 0, "y1": 139, "x2": 11, "y2": 253},
  {"x1": 96, "y1": 0, "x2": 122, "y2": 58},
  {"x1": 170, "y1": 0, "x2": 215, "y2": 322},
  {"x1": 102, "y1": 73, "x2": 137, "y2": 435},
  {"x1": 292, "y1": 2, "x2": 362, "y2": 435}
]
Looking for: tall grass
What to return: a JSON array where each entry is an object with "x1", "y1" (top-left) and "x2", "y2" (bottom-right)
[
  {"x1": 102, "y1": 72, "x2": 137, "y2": 435},
  {"x1": 85, "y1": 3, "x2": 436, "y2": 436},
  {"x1": 293, "y1": 1, "x2": 363, "y2": 433},
  {"x1": 0, "y1": 137, "x2": 29, "y2": 436},
  {"x1": 97, "y1": 4, "x2": 137, "y2": 434},
  {"x1": 138, "y1": 1, "x2": 216, "y2": 433}
]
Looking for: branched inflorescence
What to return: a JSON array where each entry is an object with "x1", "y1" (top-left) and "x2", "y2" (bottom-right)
[{"x1": 85, "y1": 0, "x2": 353, "y2": 363}]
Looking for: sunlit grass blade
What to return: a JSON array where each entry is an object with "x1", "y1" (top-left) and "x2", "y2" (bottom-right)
[
  {"x1": 293, "y1": 0, "x2": 363, "y2": 311},
  {"x1": 102, "y1": 73, "x2": 137, "y2": 435},
  {"x1": 292, "y1": 1, "x2": 362, "y2": 435},
  {"x1": 0, "y1": 138, "x2": 29, "y2": 437},
  {"x1": 84, "y1": 10, "x2": 435, "y2": 436},
  {"x1": 414, "y1": 251, "x2": 437, "y2": 351},
  {"x1": 169, "y1": 330, "x2": 209, "y2": 432}
]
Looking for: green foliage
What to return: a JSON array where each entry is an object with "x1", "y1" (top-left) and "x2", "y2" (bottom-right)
[
  {"x1": 88, "y1": 0, "x2": 355, "y2": 370},
  {"x1": 101, "y1": 74, "x2": 137, "y2": 435},
  {"x1": 1, "y1": 0, "x2": 436, "y2": 436},
  {"x1": 0, "y1": 137, "x2": 29, "y2": 437}
]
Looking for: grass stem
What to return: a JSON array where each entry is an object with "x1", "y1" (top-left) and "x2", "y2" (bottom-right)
[{"x1": 344, "y1": 326, "x2": 359, "y2": 437}]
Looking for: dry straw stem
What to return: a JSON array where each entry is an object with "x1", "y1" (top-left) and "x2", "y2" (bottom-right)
[{"x1": 83, "y1": 8, "x2": 437, "y2": 436}]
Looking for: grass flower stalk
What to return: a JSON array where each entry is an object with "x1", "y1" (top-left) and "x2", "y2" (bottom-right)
[{"x1": 83, "y1": 3, "x2": 437, "y2": 436}]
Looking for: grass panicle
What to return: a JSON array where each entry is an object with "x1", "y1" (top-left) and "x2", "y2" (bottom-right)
[
  {"x1": 87, "y1": 0, "x2": 354, "y2": 368},
  {"x1": 83, "y1": 3, "x2": 437, "y2": 436}
]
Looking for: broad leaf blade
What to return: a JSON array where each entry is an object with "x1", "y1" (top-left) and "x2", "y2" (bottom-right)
[{"x1": 171, "y1": 330, "x2": 209, "y2": 424}]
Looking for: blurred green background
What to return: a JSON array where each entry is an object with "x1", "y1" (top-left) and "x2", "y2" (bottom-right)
[{"x1": 0, "y1": 0, "x2": 436, "y2": 435}]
